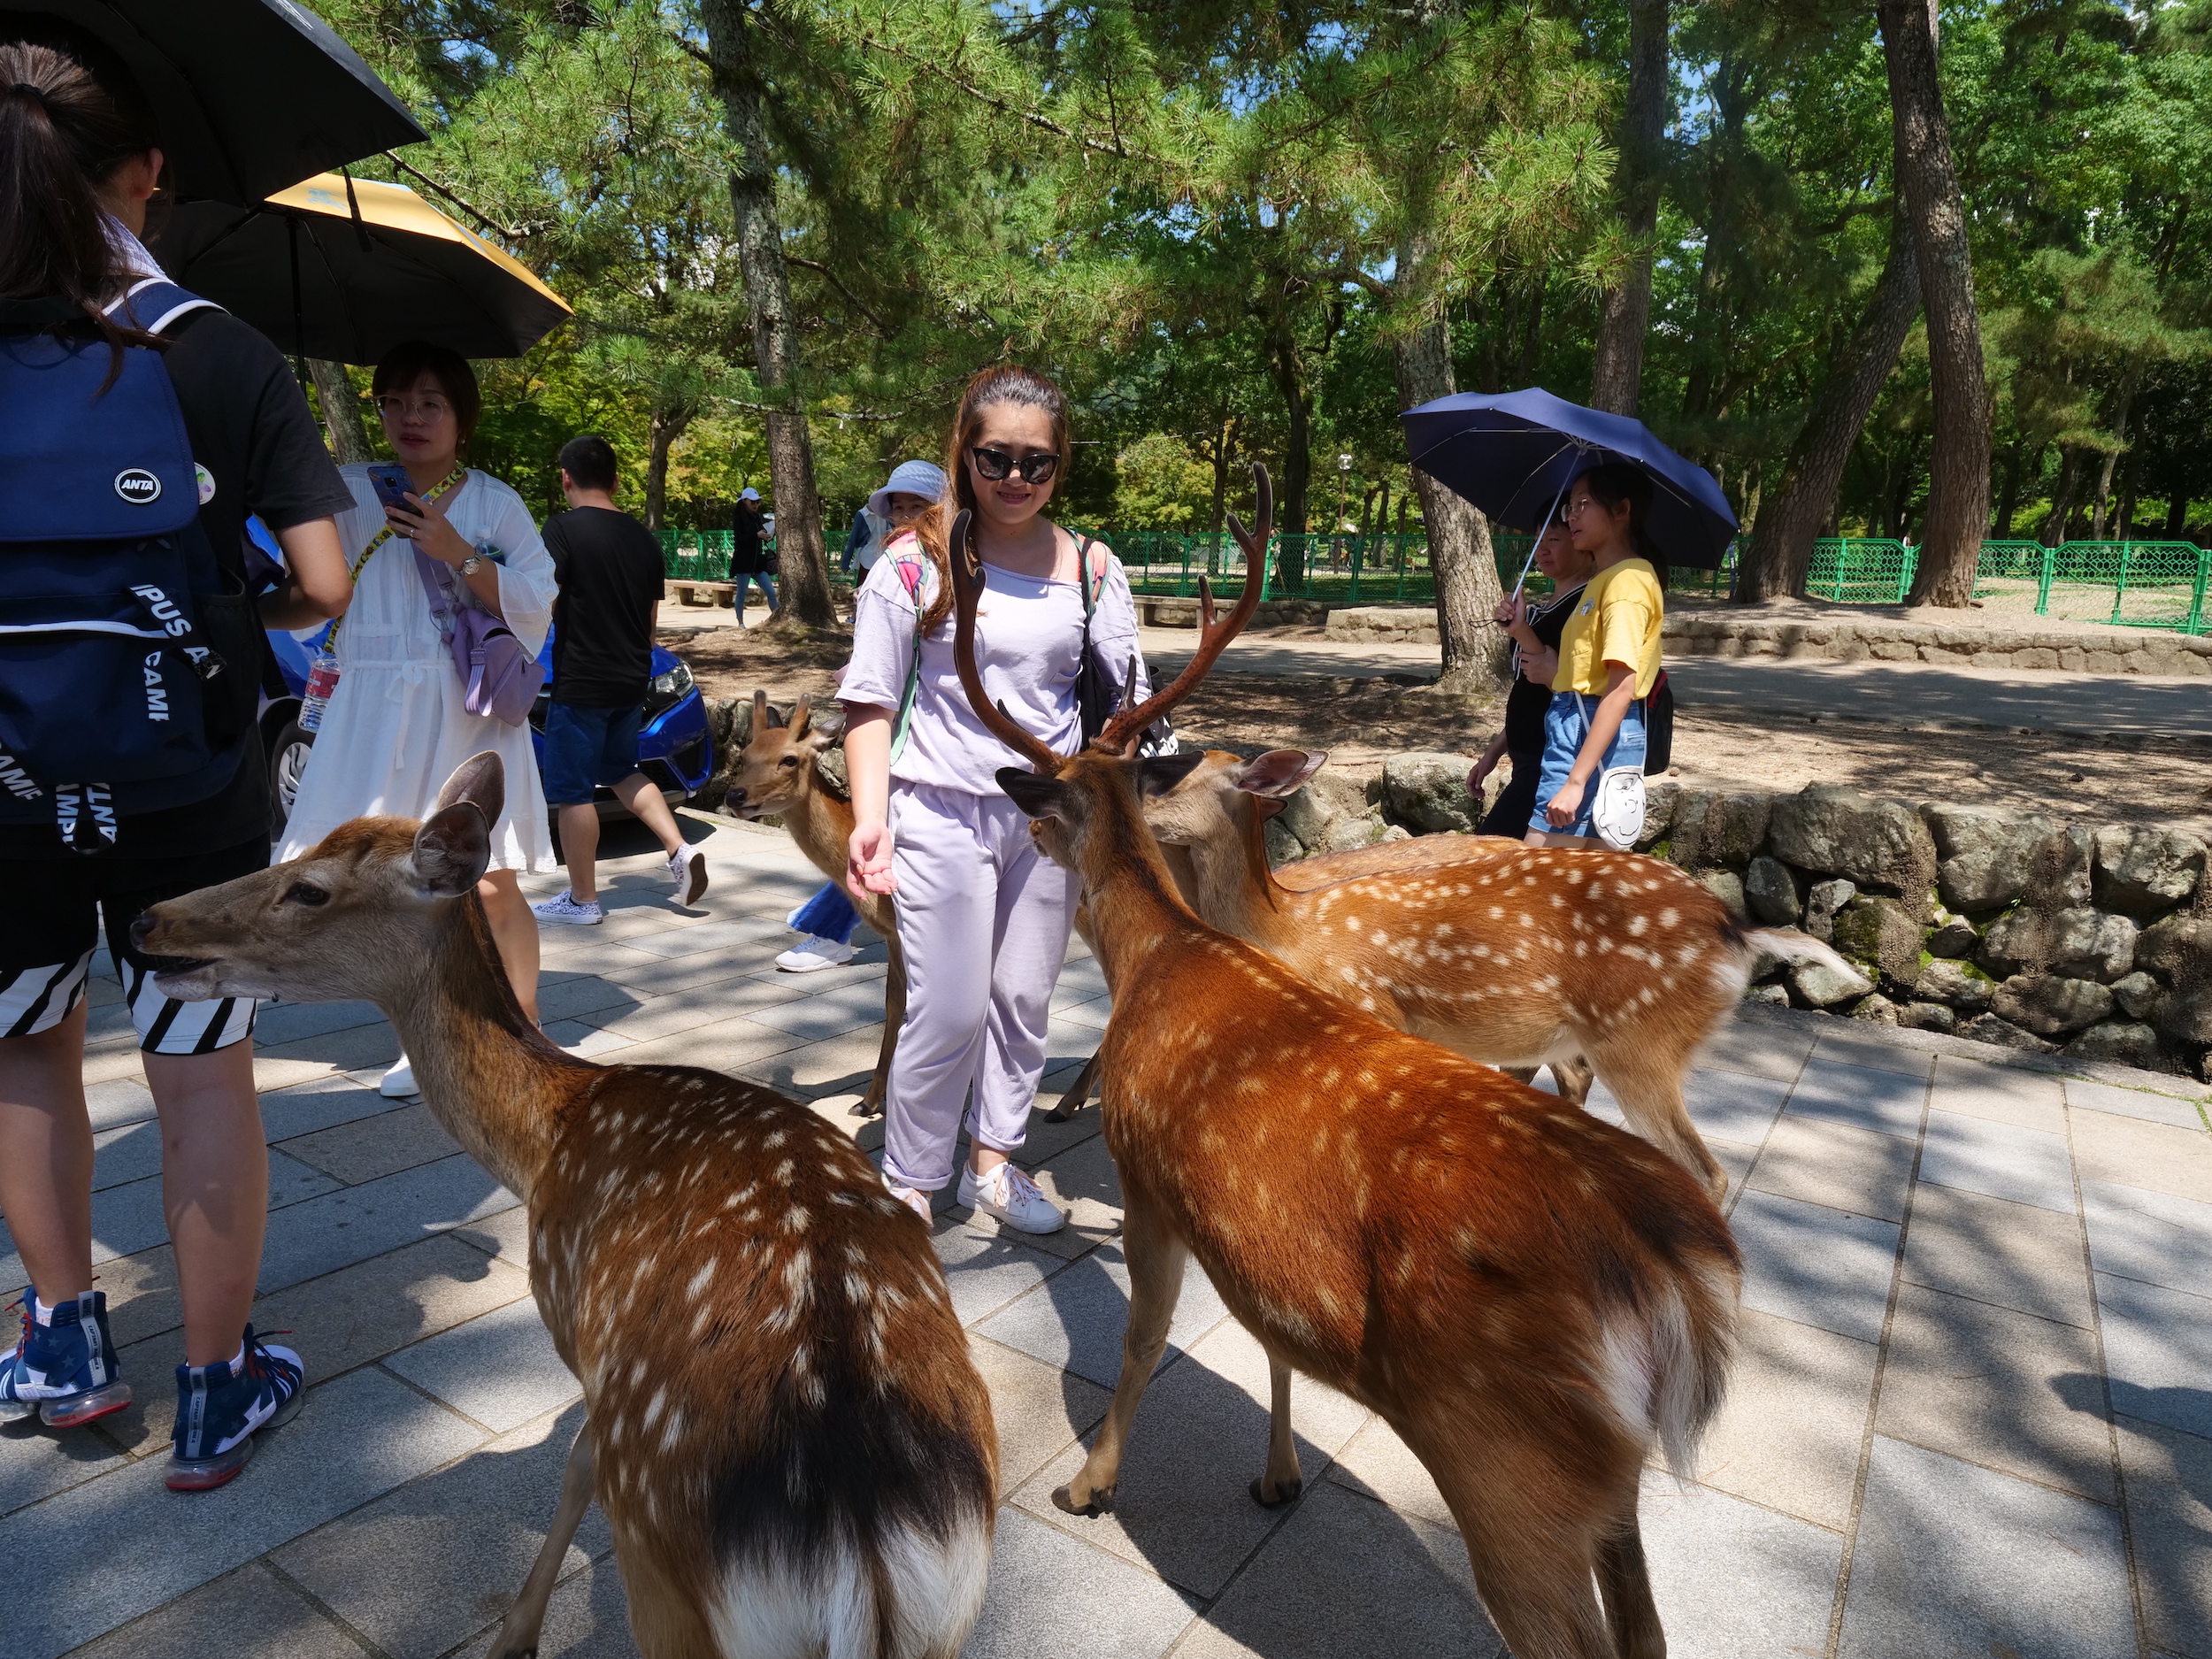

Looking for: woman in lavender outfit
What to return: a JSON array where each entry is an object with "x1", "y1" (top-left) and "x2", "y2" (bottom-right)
[{"x1": 839, "y1": 367, "x2": 1148, "y2": 1233}]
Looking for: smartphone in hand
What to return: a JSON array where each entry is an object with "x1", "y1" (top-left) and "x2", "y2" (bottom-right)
[{"x1": 365, "y1": 464, "x2": 418, "y2": 529}]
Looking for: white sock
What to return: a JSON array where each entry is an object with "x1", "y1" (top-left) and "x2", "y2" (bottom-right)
[
  {"x1": 32, "y1": 1291, "x2": 91, "y2": 1325},
  {"x1": 227, "y1": 1340, "x2": 246, "y2": 1374}
]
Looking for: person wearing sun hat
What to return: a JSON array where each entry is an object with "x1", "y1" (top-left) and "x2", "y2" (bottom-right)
[
  {"x1": 731, "y1": 486, "x2": 775, "y2": 620},
  {"x1": 841, "y1": 458, "x2": 948, "y2": 578}
]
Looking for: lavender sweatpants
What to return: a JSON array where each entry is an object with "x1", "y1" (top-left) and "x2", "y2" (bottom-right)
[{"x1": 881, "y1": 781, "x2": 1079, "y2": 1191}]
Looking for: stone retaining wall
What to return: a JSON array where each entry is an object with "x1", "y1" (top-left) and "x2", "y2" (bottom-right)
[
  {"x1": 1665, "y1": 613, "x2": 2212, "y2": 676},
  {"x1": 1140, "y1": 596, "x2": 1327, "y2": 629}
]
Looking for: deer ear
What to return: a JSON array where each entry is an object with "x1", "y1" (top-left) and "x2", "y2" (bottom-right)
[
  {"x1": 1135, "y1": 751, "x2": 1208, "y2": 799},
  {"x1": 409, "y1": 803, "x2": 493, "y2": 898},
  {"x1": 789, "y1": 695, "x2": 812, "y2": 740},
  {"x1": 996, "y1": 768, "x2": 1068, "y2": 820},
  {"x1": 432, "y1": 752, "x2": 506, "y2": 826},
  {"x1": 1234, "y1": 749, "x2": 1326, "y2": 800}
]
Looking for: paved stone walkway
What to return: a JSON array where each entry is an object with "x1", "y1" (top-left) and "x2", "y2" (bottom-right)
[{"x1": 4, "y1": 817, "x2": 2208, "y2": 1658}]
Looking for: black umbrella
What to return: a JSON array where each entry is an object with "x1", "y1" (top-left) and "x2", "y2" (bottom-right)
[
  {"x1": 9, "y1": 1, "x2": 424, "y2": 205},
  {"x1": 152, "y1": 172, "x2": 572, "y2": 364}
]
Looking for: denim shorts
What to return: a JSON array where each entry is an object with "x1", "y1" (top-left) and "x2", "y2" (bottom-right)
[
  {"x1": 541, "y1": 701, "x2": 643, "y2": 805},
  {"x1": 1531, "y1": 692, "x2": 1647, "y2": 839}
]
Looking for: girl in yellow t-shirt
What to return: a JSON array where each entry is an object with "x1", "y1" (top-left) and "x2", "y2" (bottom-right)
[{"x1": 1530, "y1": 464, "x2": 1666, "y2": 849}]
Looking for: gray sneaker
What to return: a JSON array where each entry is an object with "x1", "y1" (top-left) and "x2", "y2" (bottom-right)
[
  {"x1": 958, "y1": 1161, "x2": 1065, "y2": 1234},
  {"x1": 666, "y1": 848, "x2": 709, "y2": 906},
  {"x1": 532, "y1": 890, "x2": 603, "y2": 926}
]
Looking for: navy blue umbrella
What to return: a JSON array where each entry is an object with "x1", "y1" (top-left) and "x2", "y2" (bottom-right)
[{"x1": 1400, "y1": 388, "x2": 1738, "y2": 567}]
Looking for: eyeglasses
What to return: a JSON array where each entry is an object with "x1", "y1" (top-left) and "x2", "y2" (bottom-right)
[
  {"x1": 376, "y1": 395, "x2": 452, "y2": 423},
  {"x1": 1563, "y1": 495, "x2": 1600, "y2": 518},
  {"x1": 968, "y1": 445, "x2": 1061, "y2": 485}
]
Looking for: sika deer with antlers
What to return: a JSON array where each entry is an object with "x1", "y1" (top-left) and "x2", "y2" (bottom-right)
[
  {"x1": 134, "y1": 755, "x2": 995, "y2": 1659},
  {"x1": 950, "y1": 473, "x2": 1740, "y2": 1657},
  {"x1": 1137, "y1": 749, "x2": 1855, "y2": 1202}
]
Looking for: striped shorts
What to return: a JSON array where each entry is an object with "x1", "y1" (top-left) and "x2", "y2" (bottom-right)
[{"x1": 1, "y1": 838, "x2": 264, "y2": 1056}]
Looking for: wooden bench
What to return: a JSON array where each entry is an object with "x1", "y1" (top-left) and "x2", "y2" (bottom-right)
[{"x1": 669, "y1": 580, "x2": 736, "y2": 607}]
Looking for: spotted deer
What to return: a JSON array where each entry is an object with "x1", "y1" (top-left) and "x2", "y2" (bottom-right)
[
  {"x1": 950, "y1": 476, "x2": 1740, "y2": 1659},
  {"x1": 1136, "y1": 749, "x2": 1855, "y2": 1202},
  {"x1": 724, "y1": 689, "x2": 904, "y2": 1117},
  {"x1": 134, "y1": 755, "x2": 995, "y2": 1659}
]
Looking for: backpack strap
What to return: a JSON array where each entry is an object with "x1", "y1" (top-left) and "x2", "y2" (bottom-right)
[
  {"x1": 887, "y1": 539, "x2": 927, "y2": 765},
  {"x1": 104, "y1": 278, "x2": 223, "y2": 338}
]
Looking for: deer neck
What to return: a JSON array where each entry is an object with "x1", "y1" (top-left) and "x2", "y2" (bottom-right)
[
  {"x1": 786, "y1": 767, "x2": 856, "y2": 883},
  {"x1": 1079, "y1": 789, "x2": 1209, "y2": 991},
  {"x1": 1178, "y1": 801, "x2": 1296, "y2": 952},
  {"x1": 382, "y1": 895, "x2": 575, "y2": 1202}
]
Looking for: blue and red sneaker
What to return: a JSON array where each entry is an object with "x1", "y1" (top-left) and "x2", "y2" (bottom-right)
[
  {"x1": 167, "y1": 1325, "x2": 304, "y2": 1491},
  {"x1": 0, "y1": 1288, "x2": 130, "y2": 1429}
]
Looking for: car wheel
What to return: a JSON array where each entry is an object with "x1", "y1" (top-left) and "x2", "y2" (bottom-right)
[{"x1": 267, "y1": 720, "x2": 314, "y2": 838}]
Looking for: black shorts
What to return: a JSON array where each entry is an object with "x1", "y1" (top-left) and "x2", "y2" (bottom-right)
[
  {"x1": 0, "y1": 837, "x2": 267, "y2": 1053},
  {"x1": 1478, "y1": 751, "x2": 1544, "y2": 840}
]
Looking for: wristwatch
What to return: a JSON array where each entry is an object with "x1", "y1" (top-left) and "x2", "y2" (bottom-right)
[{"x1": 457, "y1": 552, "x2": 485, "y2": 576}]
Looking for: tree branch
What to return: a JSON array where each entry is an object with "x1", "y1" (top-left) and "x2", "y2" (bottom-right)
[
  {"x1": 785, "y1": 255, "x2": 891, "y2": 336},
  {"x1": 856, "y1": 31, "x2": 1168, "y2": 165},
  {"x1": 379, "y1": 151, "x2": 531, "y2": 242}
]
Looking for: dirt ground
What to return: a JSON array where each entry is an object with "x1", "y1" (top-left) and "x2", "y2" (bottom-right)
[{"x1": 672, "y1": 620, "x2": 2212, "y2": 838}]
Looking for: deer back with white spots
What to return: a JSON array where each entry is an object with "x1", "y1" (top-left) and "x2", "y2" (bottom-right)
[
  {"x1": 951, "y1": 468, "x2": 1744, "y2": 1659},
  {"x1": 134, "y1": 753, "x2": 996, "y2": 1659}
]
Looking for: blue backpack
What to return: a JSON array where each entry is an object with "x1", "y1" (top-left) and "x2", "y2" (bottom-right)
[{"x1": 0, "y1": 280, "x2": 261, "y2": 851}]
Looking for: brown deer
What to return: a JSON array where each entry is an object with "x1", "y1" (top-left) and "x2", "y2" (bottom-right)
[
  {"x1": 724, "y1": 689, "x2": 904, "y2": 1117},
  {"x1": 1134, "y1": 749, "x2": 1855, "y2": 1202},
  {"x1": 949, "y1": 478, "x2": 1740, "y2": 1659},
  {"x1": 134, "y1": 755, "x2": 995, "y2": 1659}
]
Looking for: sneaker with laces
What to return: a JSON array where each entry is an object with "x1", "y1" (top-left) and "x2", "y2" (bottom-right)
[
  {"x1": 958, "y1": 1161, "x2": 1066, "y2": 1234},
  {"x1": 881, "y1": 1171, "x2": 934, "y2": 1225},
  {"x1": 775, "y1": 934, "x2": 858, "y2": 973},
  {"x1": 0, "y1": 1289, "x2": 129, "y2": 1428},
  {"x1": 168, "y1": 1325, "x2": 304, "y2": 1491},
  {"x1": 533, "y1": 890, "x2": 604, "y2": 926},
  {"x1": 666, "y1": 847, "x2": 709, "y2": 906}
]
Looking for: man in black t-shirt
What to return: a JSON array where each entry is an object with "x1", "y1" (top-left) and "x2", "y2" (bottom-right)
[{"x1": 532, "y1": 436, "x2": 709, "y2": 925}]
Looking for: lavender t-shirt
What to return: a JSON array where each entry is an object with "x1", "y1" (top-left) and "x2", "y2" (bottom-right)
[{"x1": 840, "y1": 536, "x2": 1151, "y2": 797}]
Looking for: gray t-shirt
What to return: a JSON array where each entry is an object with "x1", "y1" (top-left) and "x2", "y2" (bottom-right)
[{"x1": 840, "y1": 534, "x2": 1150, "y2": 796}]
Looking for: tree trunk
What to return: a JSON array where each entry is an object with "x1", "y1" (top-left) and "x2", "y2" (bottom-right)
[
  {"x1": 1394, "y1": 310, "x2": 1505, "y2": 684},
  {"x1": 2116, "y1": 451, "x2": 2139, "y2": 540},
  {"x1": 1263, "y1": 313, "x2": 1314, "y2": 584},
  {"x1": 2040, "y1": 447, "x2": 2080, "y2": 546},
  {"x1": 644, "y1": 400, "x2": 695, "y2": 533},
  {"x1": 702, "y1": 0, "x2": 833, "y2": 629},
  {"x1": 1207, "y1": 414, "x2": 1233, "y2": 537},
  {"x1": 306, "y1": 357, "x2": 373, "y2": 465},
  {"x1": 2091, "y1": 357, "x2": 2143, "y2": 540},
  {"x1": 2164, "y1": 482, "x2": 2188, "y2": 537},
  {"x1": 1734, "y1": 206, "x2": 1921, "y2": 601},
  {"x1": 1589, "y1": 0, "x2": 1670, "y2": 416},
  {"x1": 1880, "y1": 0, "x2": 1993, "y2": 607}
]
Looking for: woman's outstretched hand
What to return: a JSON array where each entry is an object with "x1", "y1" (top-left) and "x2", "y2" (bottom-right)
[{"x1": 849, "y1": 818, "x2": 897, "y2": 896}]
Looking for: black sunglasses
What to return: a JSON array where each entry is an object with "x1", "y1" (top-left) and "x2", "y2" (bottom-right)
[{"x1": 968, "y1": 445, "x2": 1061, "y2": 485}]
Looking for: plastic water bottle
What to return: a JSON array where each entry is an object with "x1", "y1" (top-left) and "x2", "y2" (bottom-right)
[{"x1": 298, "y1": 650, "x2": 341, "y2": 732}]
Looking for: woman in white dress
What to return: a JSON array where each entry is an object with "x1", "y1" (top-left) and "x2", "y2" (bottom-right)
[{"x1": 279, "y1": 342, "x2": 557, "y2": 1094}]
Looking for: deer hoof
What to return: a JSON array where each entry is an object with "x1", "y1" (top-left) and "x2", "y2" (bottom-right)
[
  {"x1": 1043, "y1": 1102, "x2": 1077, "y2": 1123},
  {"x1": 1053, "y1": 1482, "x2": 1113, "y2": 1517},
  {"x1": 850, "y1": 1097, "x2": 885, "y2": 1119},
  {"x1": 1249, "y1": 1476, "x2": 1302, "y2": 1508}
]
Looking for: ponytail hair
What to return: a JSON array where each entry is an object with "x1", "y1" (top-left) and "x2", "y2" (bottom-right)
[
  {"x1": 911, "y1": 364, "x2": 1070, "y2": 634},
  {"x1": 1575, "y1": 463, "x2": 1670, "y2": 593},
  {"x1": 0, "y1": 19, "x2": 164, "y2": 382}
]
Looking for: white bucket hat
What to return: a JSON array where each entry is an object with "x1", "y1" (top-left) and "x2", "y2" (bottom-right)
[{"x1": 867, "y1": 459, "x2": 947, "y2": 519}]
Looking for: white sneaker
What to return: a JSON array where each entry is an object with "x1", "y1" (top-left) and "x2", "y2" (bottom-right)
[
  {"x1": 882, "y1": 1172, "x2": 933, "y2": 1225},
  {"x1": 380, "y1": 1055, "x2": 417, "y2": 1098},
  {"x1": 775, "y1": 935, "x2": 857, "y2": 972},
  {"x1": 666, "y1": 847, "x2": 709, "y2": 906},
  {"x1": 959, "y1": 1161, "x2": 1065, "y2": 1234},
  {"x1": 533, "y1": 890, "x2": 603, "y2": 926}
]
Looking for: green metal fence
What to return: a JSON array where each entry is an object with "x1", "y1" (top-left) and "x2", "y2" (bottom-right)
[
  {"x1": 1807, "y1": 536, "x2": 2210, "y2": 633},
  {"x1": 657, "y1": 528, "x2": 735, "y2": 583}
]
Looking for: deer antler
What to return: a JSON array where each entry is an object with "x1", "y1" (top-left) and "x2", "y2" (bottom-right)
[
  {"x1": 949, "y1": 509, "x2": 1066, "y2": 773},
  {"x1": 1094, "y1": 464, "x2": 1271, "y2": 756}
]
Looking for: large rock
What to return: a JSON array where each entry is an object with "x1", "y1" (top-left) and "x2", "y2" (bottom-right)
[
  {"x1": 1979, "y1": 907, "x2": 2136, "y2": 982},
  {"x1": 2137, "y1": 913, "x2": 2211, "y2": 980},
  {"x1": 2024, "y1": 825, "x2": 2094, "y2": 910},
  {"x1": 2092, "y1": 826, "x2": 2208, "y2": 918},
  {"x1": 1379, "y1": 752, "x2": 1479, "y2": 834},
  {"x1": 1279, "y1": 770, "x2": 1385, "y2": 855},
  {"x1": 1925, "y1": 806, "x2": 2052, "y2": 912},
  {"x1": 1832, "y1": 895, "x2": 1925, "y2": 984},
  {"x1": 1926, "y1": 918, "x2": 1979, "y2": 958},
  {"x1": 1916, "y1": 956, "x2": 1996, "y2": 1015},
  {"x1": 1744, "y1": 856, "x2": 1804, "y2": 926},
  {"x1": 1637, "y1": 780, "x2": 1680, "y2": 849},
  {"x1": 1849, "y1": 993, "x2": 1900, "y2": 1025},
  {"x1": 1792, "y1": 953, "x2": 1874, "y2": 1008},
  {"x1": 1698, "y1": 869, "x2": 1747, "y2": 918},
  {"x1": 1767, "y1": 785, "x2": 1936, "y2": 905},
  {"x1": 1677, "y1": 792, "x2": 1771, "y2": 867},
  {"x1": 1744, "y1": 981, "x2": 1792, "y2": 1007},
  {"x1": 2157, "y1": 984, "x2": 2212, "y2": 1044},
  {"x1": 1803, "y1": 878, "x2": 1855, "y2": 944},
  {"x1": 1992, "y1": 973, "x2": 2116, "y2": 1038},
  {"x1": 2109, "y1": 972, "x2": 2165, "y2": 1023},
  {"x1": 1899, "y1": 1001, "x2": 1957, "y2": 1034},
  {"x1": 1957, "y1": 1012, "x2": 2058, "y2": 1055},
  {"x1": 2064, "y1": 1021, "x2": 2164, "y2": 1071}
]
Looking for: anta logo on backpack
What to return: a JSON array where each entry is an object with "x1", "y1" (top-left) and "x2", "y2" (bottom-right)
[{"x1": 0, "y1": 280, "x2": 260, "y2": 851}]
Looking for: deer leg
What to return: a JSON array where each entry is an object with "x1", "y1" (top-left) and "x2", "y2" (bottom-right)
[
  {"x1": 1590, "y1": 1048, "x2": 1726, "y2": 1206},
  {"x1": 1596, "y1": 1509, "x2": 1665, "y2": 1659},
  {"x1": 1055, "y1": 1191, "x2": 1187, "y2": 1517},
  {"x1": 1044, "y1": 1053, "x2": 1100, "y2": 1123},
  {"x1": 1548, "y1": 1055, "x2": 1595, "y2": 1108},
  {"x1": 857, "y1": 941, "x2": 905, "y2": 1118},
  {"x1": 1249, "y1": 1354, "x2": 1303, "y2": 1506},
  {"x1": 488, "y1": 1418, "x2": 595, "y2": 1659}
]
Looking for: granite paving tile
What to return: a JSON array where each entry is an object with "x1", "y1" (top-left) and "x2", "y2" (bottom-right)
[
  {"x1": 1010, "y1": 1320, "x2": 1370, "y2": 1597},
  {"x1": 613, "y1": 916, "x2": 789, "y2": 959},
  {"x1": 252, "y1": 1154, "x2": 516, "y2": 1296},
  {"x1": 2111, "y1": 1413, "x2": 2212, "y2": 1658},
  {"x1": 1916, "y1": 1108, "x2": 2077, "y2": 1214},
  {"x1": 1693, "y1": 1016, "x2": 1820, "y2": 1082},
  {"x1": 1326, "y1": 1415, "x2": 1451, "y2": 1527},
  {"x1": 739, "y1": 976, "x2": 899, "y2": 1041},
  {"x1": 974, "y1": 1242, "x2": 1230, "y2": 1390},
  {"x1": 2078, "y1": 1179, "x2": 2212, "y2": 1298},
  {"x1": 1837, "y1": 1435, "x2": 2133, "y2": 1659},
  {"x1": 61, "y1": 1561, "x2": 365, "y2": 1659},
  {"x1": 450, "y1": 1202, "x2": 532, "y2": 1265},
  {"x1": 1680, "y1": 1064, "x2": 1794, "y2": 1145},
  {"x1": 449, "y1": 1555, "x2": 631, "y2": 1659},
  {"x1": 84, "y1": 1243, "x2": 180, "y2": 1349},
  {"x1": 533, "y1": 975, "x2": 646, "y2": 1025},
  {"x1": 254, "y1": 1072, "x2": 403, "y2": 1141},
  {"x1": 967, "y1": 1335, "x2": 1111, "y2": 1496},
  {"x1": 1055, "y1": 993, "x2": 1115, "y2": 1033},
  {"x1": 2070, "y1": 1106, "x2": 2212, "y2": 1205},
  {"x1": 2063, "y1": 1075, "x2": 2210, "y2": 1132},
  {"x1": 2, "y1": 1365, "x2": 484, "y2": 1659},
  {"x1": 1746, "y1": 1112, "x2": 1916, "y2": 1224},
  {"x1": 273, "y1": 1402, "x2": 608, "y2": 1659},
  {"x1": 381, "y1": 1296, "x2": 580, "y2": 1434},
  {"x1": 1685, "y1": 1305, "x2": 1878, "y2": 1531},
  {"x1": 1900, "y1": 1182, "x2": 2095, "y2": 1329},
  {"x1": 1779, "y1": 1056, "x2": 1929, "y2": 1140},
  {"x1": 542, "y1": 1022, "x2": 636, "y2": 1059},
  {"x1": 932, "y1": 1225, "x2": 1071, "y2": 1329},
  {"x1": 604, "y1": 1018, "x2": 811, "y2": 1081},
  {"x1": 0, "y1": 1414, "x2": 128, "y2": 1521},
  {"x1": 275, "y1": 1100, "x2": 464, "y2": 1185},
  {"x1": 1632, "y1": 1468, "x2": 1847, "y2": 1658},
  {"x1": 1810, "y1": 1027, "x2": 1937, "y2": 1080},
  {"x1": 254, "y1": 1018, "x2": 404, "y2": 1074},
  {"x1": 733, "y1": 1025, "x2": 892, "y2": 1099},
  {"x1": 1043, "y1": 1015, "x2": 1105, "y2": 1069},
  {"x1": 1877, "y1": 1283, "x2": 2115, "y2": 1502},
  {"x1": 962, "y1": 1507, "x2": 1198, "y2": 1659},
  {"x1": 1050, "y1": 956, "x2": 1110, "y2": 1008},
  {"x1": 991, "y1": 1130, "x2": 1123, "y2": 1260},
  {"x1": 1728, "y1": 1188, "x2": 1902, "y2": 1344},
  {"x1": 88, "y1": 1119, "x2": 163, "y2": 1192},
  {"x1": 83, "y1": 1075, "x2": 157, "y2": 1133},
  {"x1": 1171, "y1": 1479, "x2": 1502, "y2": 1659},
  {"x1": 1928, "y1": 1052, "x2": 2068, "y2": 1133},
  {"x1": 573, "y1": 977, "x2": 814, "y2": 1044},
  {"x1": 2094, "y1": 1273, "x2": 2212, "y2": 1439},
  {"x1": 250, "y1": 997, "x2": 388, "y2": 1047}
]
